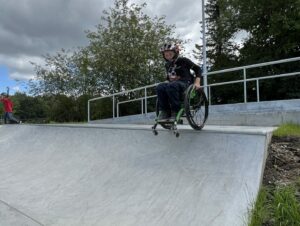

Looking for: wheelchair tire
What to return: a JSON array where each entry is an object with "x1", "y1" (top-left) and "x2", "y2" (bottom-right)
[
  {"x1": 155, "y1": 99, "x2": 172, "y2": 130},
  {"x1": 184, "y1": 85, "x2": 209, "y2": 130}
]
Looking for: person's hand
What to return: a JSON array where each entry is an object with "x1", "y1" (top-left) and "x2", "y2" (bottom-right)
[{"x1": 193, "y1": 83, "x2": 201, "y2": 90}]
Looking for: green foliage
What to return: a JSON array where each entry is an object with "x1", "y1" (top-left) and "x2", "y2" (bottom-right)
[
  {"x1": 248, "y1": 188, "x2": 271, "y2": 226},
  {"x1": 194, "y1": 0, "x2": 300, "y2": 104},
  {"x1": 30, "y1": 0, "x2": 178, "y2": 97},
  {"x1": 11, "y1": 92, "x2": 48, "y2": 122},
  {"x1": 273, "y1": 123, "x2": 300, "y2": 137},
  {"x1": 231, "y1": 0, "x2": 300, "y2": 64},
  {"x1": 26, "y1": 0, "x2": 182, "y2": 121},
  {"x1": 7, "y1": 93, "x2": 91, "y2": 123},
  {"x1": 29, "y1": 49, "x2": 78, "y2": 96},
  {"x1": 273, "y1": 186, "x2": 300, "y2": 225},
  {"x1": 90, "y1": 97, "x2": 114, "y2": 120},
  {"x1": 85, "y1": 0, "x2": 179, "y2": 93},
  {"x1": 205, "y1": 0, "x2": 239, "y2": 69},
  {"x1": 248, "y1": 183, "x2": 300, "y2": 226}
]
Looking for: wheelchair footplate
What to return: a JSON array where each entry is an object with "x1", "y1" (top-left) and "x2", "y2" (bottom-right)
[{"x1": 152, "y1": 118, "x2": 183, "y2": 138}]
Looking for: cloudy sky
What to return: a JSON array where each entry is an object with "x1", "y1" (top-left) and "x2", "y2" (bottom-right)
[{"x1": 0, "y1": 0, "x2": 204, "y2": 93}]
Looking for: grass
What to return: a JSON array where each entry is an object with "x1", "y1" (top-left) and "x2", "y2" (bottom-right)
[
  {"x1": 248, "y1": 188, "x2": 270, "y2": 226},
  {"x1": 273, "y1": 185, "x2": 300, "y2": 225},
  {"x1": 273, "y1": 123, "x2": 300, "y2": 137},
  {"x1": 248, "y1": 182, "x2": 300, "y2": 226},
  {"x1": 248, "y1": 123, "x2": 300, "y2": 226}
]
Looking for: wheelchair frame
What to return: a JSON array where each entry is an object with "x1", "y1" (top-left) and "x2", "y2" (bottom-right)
[{"x1": 152, "y1": 84, "x2": 209, "y2": 137}]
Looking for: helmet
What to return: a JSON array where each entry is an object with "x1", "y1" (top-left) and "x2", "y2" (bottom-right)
[{"x1": 159, "y1": 43, "x2": 180, "y2": 53}]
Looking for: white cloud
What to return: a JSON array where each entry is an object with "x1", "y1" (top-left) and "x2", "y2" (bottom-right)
[
  {"x1": 0, "y1": 0, "x2": 204, "y2": 81},
  {"x1": 12, "y1": 86, "x2": 21, "y2": 92}
]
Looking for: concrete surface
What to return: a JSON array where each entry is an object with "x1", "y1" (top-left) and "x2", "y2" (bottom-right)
[
  {"x1": 91, "y1": 99, "x2": 300, "y2": 126},
  {"x1": 0, "y1": 124, "x2": 275, "y2": 226}
]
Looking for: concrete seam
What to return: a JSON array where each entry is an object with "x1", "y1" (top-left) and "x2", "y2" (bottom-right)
[{"x1": 0, "y1": 199, "x2": 45, "y2": 226}]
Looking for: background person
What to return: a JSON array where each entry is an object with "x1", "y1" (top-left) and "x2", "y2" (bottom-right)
[{"x1": 0, "y1": 93, "x2": 21, "y2": 124}]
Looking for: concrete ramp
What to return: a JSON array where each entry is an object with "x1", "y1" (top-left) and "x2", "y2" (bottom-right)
[{"x1": 0, "y1": 124, "x2": 274, "y2": 226}]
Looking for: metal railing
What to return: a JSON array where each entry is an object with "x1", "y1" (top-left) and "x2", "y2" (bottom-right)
[{"x1": 88, "y1": 57, "x2": 300, "y2": 122}]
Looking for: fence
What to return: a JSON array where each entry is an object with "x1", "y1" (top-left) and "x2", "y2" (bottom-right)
[{"x1": 88, "y1": 57, "x2": 300, "y2": 122}]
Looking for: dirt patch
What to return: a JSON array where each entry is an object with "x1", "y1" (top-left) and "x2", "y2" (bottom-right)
[{"x1": 263, "y1": 136, "x2": 300, "y2": 186}]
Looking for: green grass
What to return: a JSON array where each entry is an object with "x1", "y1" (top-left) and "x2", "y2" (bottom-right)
[
  {"x1": 248, "y1": 125, "x2": 300, "y2": 225},
  {"x1": 273, "y1": 185, "x2": 300, "y2": 225},
  {"x1": 248, "y1": 182, "x2": 300, "y2": 226},
  {"x1": 273, "y1": 123, "x2": 300, "y2": 137},
  {"x1": 248, "y1": 188, "x2": 270, "y2": 226}
]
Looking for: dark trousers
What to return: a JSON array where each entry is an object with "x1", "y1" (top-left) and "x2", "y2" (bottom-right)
[
  {"x1": 156, "y1": 80, "x2": 189, "y2": 113},
  {"x1": 4, "y1": 112, "x2": 19, "y2": 124}
]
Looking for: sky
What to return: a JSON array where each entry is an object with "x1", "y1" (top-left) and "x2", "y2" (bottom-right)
[{"x1": 0, "y1": 0, "x2": 204, "y2": 94}]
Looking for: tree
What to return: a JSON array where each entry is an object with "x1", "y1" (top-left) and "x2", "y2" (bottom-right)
[
  {"x1": 29, "y1": 49, "x2": 81, "y2": 96},
  {"x1": 231, "y1": 0, "x2": 300, "y2": 63},
  {"x1": 193, "y1": 0, "x2": 241, "y2": 104},
  {"x1": 194, "y1": 0, "x2": 300, "y2": 103},
  {"x1": 231, "y1": 0, "x2": 300, "y2": 100},
  {"x1": 194, "y1": 0, "x2": 239, "y2": 71},
  {"x1": 86, "y1": 0, "x2": 179, "y2": 94},
  {"x1": 29, "y1": 0, "x2": 179, "y2": 97},
  {"x1": 11, "y1": 93, "x2": 48, "y2": 123}
]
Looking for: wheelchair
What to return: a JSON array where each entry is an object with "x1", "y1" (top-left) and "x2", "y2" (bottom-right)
[{"x1": 152, "y1": 84, "x2": 209, "y2": 137}]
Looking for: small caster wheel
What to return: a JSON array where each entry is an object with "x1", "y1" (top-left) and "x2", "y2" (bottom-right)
[
  {"x1": 175, "y1": 132, "x2": 180, "y2": 137},
  {"x1": 153, "y1": 130, "x2": 158, "y2": 136}
]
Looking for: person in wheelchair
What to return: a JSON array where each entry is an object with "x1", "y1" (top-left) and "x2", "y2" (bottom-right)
[{"x1": 156, "y1": 43, "x2": 202, "y2": 121}]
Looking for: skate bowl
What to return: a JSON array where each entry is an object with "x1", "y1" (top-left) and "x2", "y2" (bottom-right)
[{"x1": 0, "y1": 124, "x2": 275, "y2": 226}]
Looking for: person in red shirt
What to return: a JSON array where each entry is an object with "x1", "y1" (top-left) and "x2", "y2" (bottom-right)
[{"x1": 0, "y1": 93, "x2": 20, "y2": 124}]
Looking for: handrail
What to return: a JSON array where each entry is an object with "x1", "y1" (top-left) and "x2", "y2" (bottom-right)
[
  {"x1": 88, "y1": 57, "x2": 300, "y2": 122},
  {"x1": 89, "y1": 83, "x2": 159, "y2": 102},
  {"x1": 205, "y1": 56, "x2": 300, "y2": 76}
]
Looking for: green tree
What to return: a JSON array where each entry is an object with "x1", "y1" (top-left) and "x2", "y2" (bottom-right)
[
  {"x1": 29, "y1": 0, "x2": 179, "y2": 98},
  {"x1": 194, "y1": 0, "x2": 300, "y2": 103},
  {"x1": 231, "y1": 0, "x2": 300, "y2": 101},
  {"x1": 194, "y1": 0, "x2": 241, "y2": 104},
  {"x1": 10, "y1": 93, "x2": 48, "y2": 123},
  {"x1": 86, "y1": 0, "x2": 178, "y2": 94},
  {"x1": 29, "y1": 49, "x2": 80, "y2": 96},
  {"x1": 231, "y1": 0, "x2": 300, "y2": 63},
  {"x1": 194, "y1": 0, "x2": 239, "y2": 70}
]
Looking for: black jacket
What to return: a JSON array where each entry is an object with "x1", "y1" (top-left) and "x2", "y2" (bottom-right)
[{"x1": 165, "y1": 57, "x2": 202, "y2": 82}]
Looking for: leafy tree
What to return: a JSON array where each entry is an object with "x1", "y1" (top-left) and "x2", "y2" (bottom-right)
[
  {"x1": 29, "y1": 49, "x2": 80, "y2": 96},
  {"x1": 86, "y1": 0, "x2": 179, "y2": 94},
  {"x1": 193, "y1": 0, "x2": 241, "y2": 104},
  {"x1": 194, "y1": 0, "x2": 300, "y2": 103},
  {"x1": 10, "y1": 93, "x2": 48, "y2": 123},
  {"x1": 231, "y1": 0, "x2": 300, "y2": 64},
  {"x1": 29, "y1": 0, "x2": 179, "y2": 98},
  {"x1": 194, "y1": 0, "x2": 239, "y2": 71},
  {"x1": 230, "y1": 0, "x2": 300, "y2": 100}
]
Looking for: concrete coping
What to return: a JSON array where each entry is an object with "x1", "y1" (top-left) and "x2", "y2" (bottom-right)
[{"x1": 20, "y1": 123, "x2": 277, "y2": 136}]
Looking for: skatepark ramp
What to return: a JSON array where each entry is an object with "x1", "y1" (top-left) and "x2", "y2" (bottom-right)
[{"x1": 0, "y1": 124, "x2": 274, "y2": 226}]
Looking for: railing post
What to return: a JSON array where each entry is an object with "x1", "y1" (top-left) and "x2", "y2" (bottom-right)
[
  {"x1": 87, "y1": 100, "x2": 90, "y2": 122},
  {"x1": 141, "y1": 99, "x2": 144, "y2": 114},
  {"x1": 117, "y1": 103, "x2": 119, "y2": 117},
  {"x1": 243, "y1": 68, "x2": 247, "y2": 103},
  {"x1": 208, "y1": 86, "x2": 211, "y2": 106},
  {"x1": 144, "y1": 87, "x2": 147, "y2": 115},
  {"x1": 256, "y1": 79, "x2": 260, "y2": 102},
  {"x1": 113, "y1": 95, "x2": 115, "y2": 119}
]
